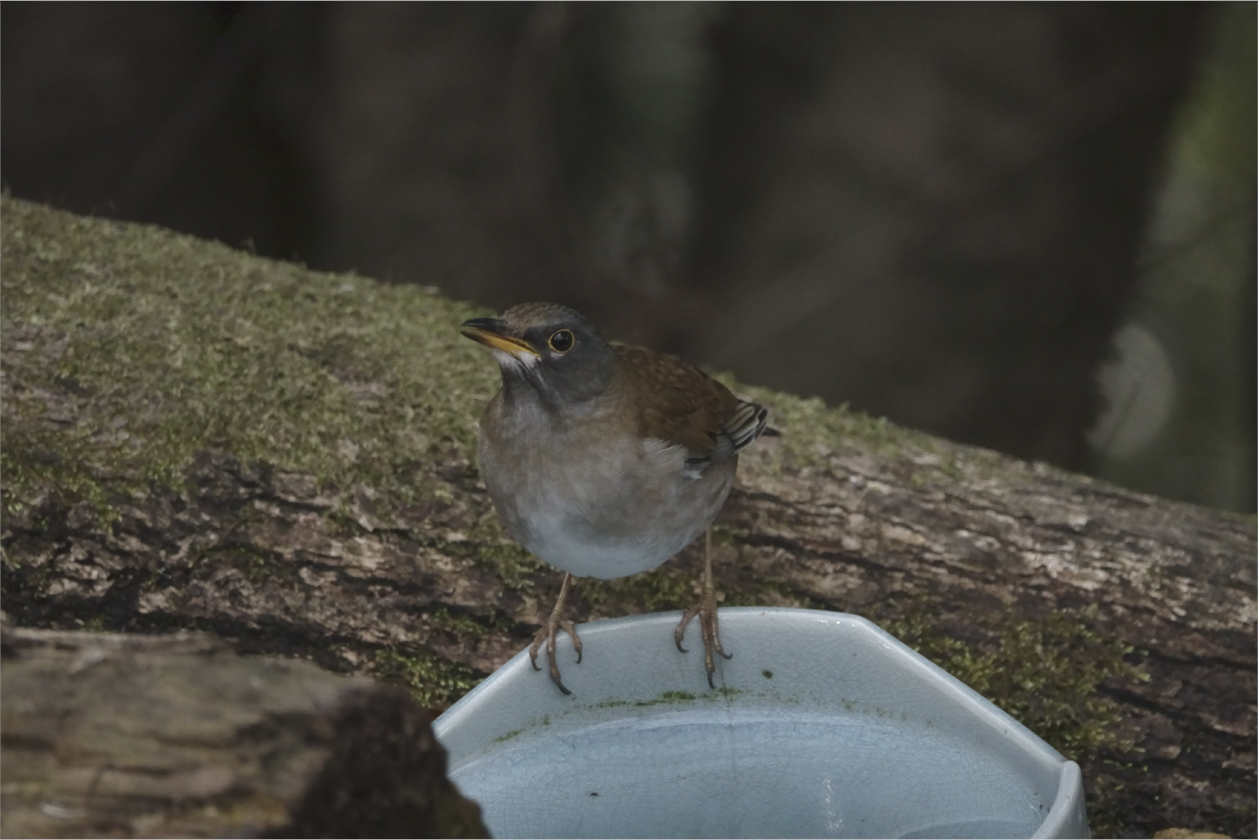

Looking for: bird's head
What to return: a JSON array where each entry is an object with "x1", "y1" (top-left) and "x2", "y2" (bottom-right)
[{"x1": 460, "y1": 302, "x2": 615, "y2": 404}]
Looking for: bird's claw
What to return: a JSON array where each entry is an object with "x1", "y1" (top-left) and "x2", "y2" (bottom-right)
[
  {"x1": 675, "y1": 583, "x2": 731, "y2": 688},
  {"x1": 529, "y1": 613, "x2": 582, "y2": 695}
]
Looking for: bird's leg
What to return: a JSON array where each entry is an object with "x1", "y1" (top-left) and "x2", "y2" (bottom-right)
[
  {"x1": 529, "y1": 572, "x2": 583, "y2": 695},
  {"x1": 675, "y1": 529, "x2": 732, "y2": 688}
]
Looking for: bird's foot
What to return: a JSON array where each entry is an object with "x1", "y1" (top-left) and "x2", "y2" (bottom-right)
[
  {"x1": 529, "y1": 588, "x2": 582, "y2": 695},
  {"x1": 675, "y1": 581, "x2": 731, "y2": 689}
]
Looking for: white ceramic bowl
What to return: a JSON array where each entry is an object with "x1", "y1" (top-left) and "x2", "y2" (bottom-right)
[{"x1": 434, "y1": 608, "x2": 1089, "y2": 839}]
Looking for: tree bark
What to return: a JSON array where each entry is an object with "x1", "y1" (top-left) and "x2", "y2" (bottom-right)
[
  {"x1": 1, "y1": 197, "x2": 1253, "y2": 838},
  {"x1": 0, "y1": 626, "x2": 487, "y2": 838}
]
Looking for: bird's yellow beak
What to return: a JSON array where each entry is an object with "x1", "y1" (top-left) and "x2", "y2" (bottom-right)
[{"x1": 460, "y1": 318, "x2": 541, "y2": 359}]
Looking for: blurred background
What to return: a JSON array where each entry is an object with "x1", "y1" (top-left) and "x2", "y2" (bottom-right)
[{"x1": 3, "y1": 2, "x2": 1253, "y2": 513}]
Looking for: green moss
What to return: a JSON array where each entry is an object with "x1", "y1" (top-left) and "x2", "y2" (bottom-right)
[
  {"x1": 492, "y1": 728, "x2": 524, "y2": 744},
  {"x1": 427, "y1": 605, "x2": 514, "y2": 637},
  {"x1": 372, "y1": 648, "x2": 483, "y2": 711},
  {"x1": 593, "y1": 699, "x2": 630, "y2": 709},
  {"x1": 717, "y1": 583, "x2": 773, "y2": 609},
  {"x1": 466, "y1": 538, "x2": 543, "y2": 593},
  {"x1": 426, "y1": 607, "x2": 484, "y2": 637},
  {"x1": 1, "y1": 196, "x2": 497, "y2": 525},
  {"x1": 662, "y1": 690, "x2": 696, "y2": 701},
  {"x1": 634, "y1": 689, "x2": 698, "y2": 707},
  {"x1": 886, "y1": 603, "x2": 1137, "y2": 762}
]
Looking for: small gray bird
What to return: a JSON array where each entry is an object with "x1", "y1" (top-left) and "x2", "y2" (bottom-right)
[{"x1": 461, "y1": 303, "x2": 768, "y2": 693}]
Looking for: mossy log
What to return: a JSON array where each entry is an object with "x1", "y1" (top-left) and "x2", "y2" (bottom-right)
[
  {"x1": 0, "y1": 625, "x2": 487, "y2": 838},
  {"x1": 1, "y1": 197, "x2": 1254, "y2": 837}
]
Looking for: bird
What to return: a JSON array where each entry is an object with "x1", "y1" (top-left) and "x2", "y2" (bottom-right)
[{"x1": 460, "y1": 302, "x2": 769, "y2": 694}]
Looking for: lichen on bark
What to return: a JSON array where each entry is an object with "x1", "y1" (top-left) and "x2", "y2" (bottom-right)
[{"x1": 1, "y1": 195, "x2": 493, "y2": 528}]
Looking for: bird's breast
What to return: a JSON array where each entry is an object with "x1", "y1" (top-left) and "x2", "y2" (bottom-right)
[{"x1": 476, "y1": 402, "x2": 734, "y2": 579}]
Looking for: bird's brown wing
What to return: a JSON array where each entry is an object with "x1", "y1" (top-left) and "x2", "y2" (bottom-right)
[{"x1": 614, "y1": 345, "x2": 766, "y2": 462}]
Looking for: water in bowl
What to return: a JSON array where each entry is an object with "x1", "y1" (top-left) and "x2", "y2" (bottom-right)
[{"x1": 449, "y1": 704, "x2": 1049, "y2": 839}]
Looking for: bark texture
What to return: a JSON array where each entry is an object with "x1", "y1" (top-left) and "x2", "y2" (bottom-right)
[
  {"x1": 0, "y1": 626, "x2": 487, "y2": 838},
  {"x1": 1, "y1": 198, "x2": 1254, "y2": 838}
]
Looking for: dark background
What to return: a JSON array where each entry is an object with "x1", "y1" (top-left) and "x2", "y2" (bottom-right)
[{"x1": 3, "y1": 2, "x2": 1253, "y2": 511}]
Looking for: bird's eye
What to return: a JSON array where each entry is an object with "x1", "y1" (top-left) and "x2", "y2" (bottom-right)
[{"x1": 548, "y1": 329, "x2": 575, "y2": 353}]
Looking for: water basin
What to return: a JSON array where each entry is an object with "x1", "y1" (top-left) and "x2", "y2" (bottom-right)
[{"x1": 434, "y1": 608, "x2": 1089, "y2": 839}]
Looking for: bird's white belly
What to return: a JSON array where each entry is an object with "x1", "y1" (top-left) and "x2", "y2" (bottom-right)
[
  {"x1": 521, "y1": 514, "x2": 696, "y2": 579},
  {"x1": 479, "y1": 429, "x2": 734, "y2": 580}
]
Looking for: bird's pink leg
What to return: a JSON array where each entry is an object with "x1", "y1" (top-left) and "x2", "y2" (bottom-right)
[
  {"x1": 529, "y1": 572, "x2": 583, "y2": 695},
  {"x1": 675, "y1": 529, "x2": 732, "y2": 688}
]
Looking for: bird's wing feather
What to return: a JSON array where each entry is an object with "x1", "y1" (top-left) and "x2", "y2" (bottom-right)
[{"x1": 614, "y1": 345, "x2": 768, "y2": 465}]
